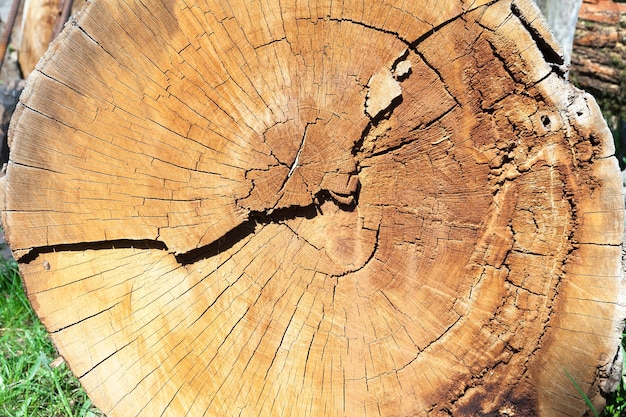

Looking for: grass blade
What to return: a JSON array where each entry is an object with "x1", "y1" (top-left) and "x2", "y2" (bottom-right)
[{"x1": 564, "y1": 368, "x2": 598, "y2": 417}]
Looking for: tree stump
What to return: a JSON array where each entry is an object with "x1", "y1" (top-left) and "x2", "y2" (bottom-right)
[{"x1": 1, "y1": 0, "x2": 624, "y2": 416}]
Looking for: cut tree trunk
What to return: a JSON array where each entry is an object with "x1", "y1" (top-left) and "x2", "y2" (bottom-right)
[
  {"x1": 18, "y1": 0, "x2": 62, "y2": 76},
  {"x1": 570, "y1": 0, "x2": 626, "y2": 116},
  {"x1": 1, "y1": 0, "x2": 624, "y2": 416},
  {"x1": 18, "y1": 0, "x2": 86, "y2": 77}
]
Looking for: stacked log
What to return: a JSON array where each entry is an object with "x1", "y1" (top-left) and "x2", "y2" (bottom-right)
[
  {"x1": 570, "y1": 0, "x2": 626, "y2": 118},
  {"x1": 18, "y1": 0, "x2": 85, "y2": 77}
]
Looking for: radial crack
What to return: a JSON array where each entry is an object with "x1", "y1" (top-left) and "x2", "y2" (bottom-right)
[{"x1": 287, "y1": 122, "x2": 310, "y2": 179}]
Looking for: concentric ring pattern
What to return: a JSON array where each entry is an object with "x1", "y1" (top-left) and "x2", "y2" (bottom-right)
[{"x1": 1, "y1": 1, "x2": 624, "y2": 416}]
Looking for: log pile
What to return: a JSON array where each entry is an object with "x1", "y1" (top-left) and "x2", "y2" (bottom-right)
[
  {"x1": 570, "y1": 0, "x2": 626, "y2": 117},
  {"x1": 18, "y1": 0, "x2": 85, "y2": 77}
]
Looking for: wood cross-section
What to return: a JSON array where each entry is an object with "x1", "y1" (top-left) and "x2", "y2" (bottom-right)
[{"x1": 1, "y1": 0, "x2": 624, "y2": 416}]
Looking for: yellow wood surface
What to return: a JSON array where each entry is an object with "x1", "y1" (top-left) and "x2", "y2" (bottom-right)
[{"x1": 1, "y1": 0, "x2": 624, "y2": 415}]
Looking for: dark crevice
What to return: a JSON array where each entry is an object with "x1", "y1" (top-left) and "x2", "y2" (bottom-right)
[
  {"x1": 352, "y1": 95, "x2": 405, "y2": 160},
  {"x1": 326, "y1": 17, "x2": 411, "y2": 47},
  {"x1": 378, "y1": 94, "x2": 403, "y2": 121},
  {"x1": 9, "y1": 160, "x2": 64, "y2": 175},
  {"x1": 327, "y1": 0, "x2": 500, "y2": 50},
  {"x1": 176, "y1": 202, "x2": 320, "y2": 265},
  {"x1": 413, "y1": 48, "x2": 461, "y2": 109},
  {"x1": 390, "y1": 49, "x2": 411, "y2": 81},
  {"x1": 78, "y1": 338, "x2": 137, "y2": 379},
  {"x1": 485, "y1": 37, "x2": 523, "y2": 84},
  {"x1": 409, "y1": 103, "x2": 458, "y2": 134},
  {"x1": 510, "y1": 1, "x2": 566, "y2": 76},
  {"x1": 22, "y1": 104, "x2": 67, "y2": 129},
  {"x1": 17, "y1": 196, "x2": 352, "y2": 268},
  {"x1": 38, "y1": 70, "x2": 86, "y2": 98},
  {"x1": 50, "y1": 301, "x2": 123, "y2": 335},
  {"x1": 76, "y1": 24, "x2": 105, "y2": 51},
  {"x1": 327, "y1": 182, "x2": 360, "y2": 207},
  {"x1": 253, "y1": 36, "x2": 287, "y2": 50},
  {"x1": 17, "y1": 239, "x2": 168, "y2": 264},
  {"x1": 175, "y1": 220, "x2": 258, "y2": 265}
]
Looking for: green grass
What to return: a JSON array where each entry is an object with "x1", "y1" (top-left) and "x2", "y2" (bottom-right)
[
  {"x1": 603, "y1": 380, "x2": 626, "y2": 417},
  {"x1": 0, "y1": 256, "x2": 104, "y2": 417}
]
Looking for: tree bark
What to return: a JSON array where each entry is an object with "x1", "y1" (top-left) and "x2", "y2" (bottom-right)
[
  {"x1": 1, "y1": 0, "x2": 624, "y2": 416},
  {"x1": 570, "y1": 0, "x2": 626, "y2": 120}
]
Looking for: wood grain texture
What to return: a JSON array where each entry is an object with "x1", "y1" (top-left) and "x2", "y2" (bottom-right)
[{"x1": 1, "y1": 0, "x2": 624, "y2": 416}]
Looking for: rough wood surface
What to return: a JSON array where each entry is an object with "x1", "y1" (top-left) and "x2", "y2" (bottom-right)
[
  {"x1": 570, "y1": 0, "x2": 626, "y2": 113},
  {"x1": 1, "y1": 0, "x2": 624, "y2": 416},
  {"x1": 532, "y1": 0, "x2": 583, "y2": 65}
]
